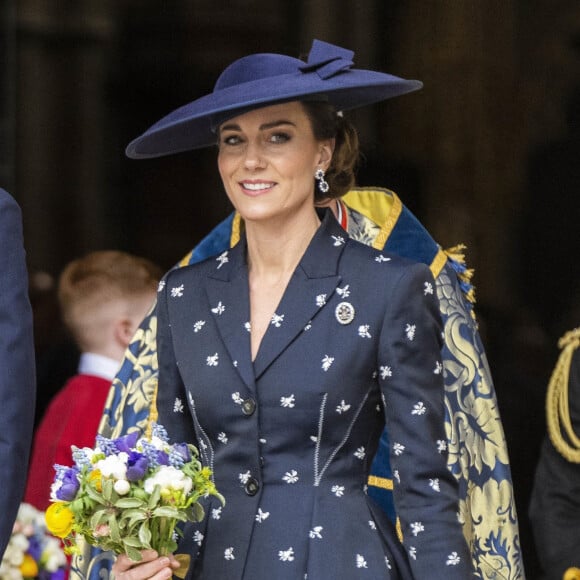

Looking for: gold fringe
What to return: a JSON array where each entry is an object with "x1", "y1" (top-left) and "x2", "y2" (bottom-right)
[
  {"x1": 145, "y1": 379, "x2": 159, "y2": 440},
  {"x1": 546, "y1": 328, "x2": 580, "y2": 463}
]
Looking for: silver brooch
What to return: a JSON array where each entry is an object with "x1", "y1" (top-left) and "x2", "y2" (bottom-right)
[{"x1": 335, "y1": 302, "x2": 355, "y2": 325}]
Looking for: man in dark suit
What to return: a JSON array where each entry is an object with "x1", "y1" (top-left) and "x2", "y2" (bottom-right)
[{"x1": 0, "y1": 188, "x2": 36, "y2": 558}]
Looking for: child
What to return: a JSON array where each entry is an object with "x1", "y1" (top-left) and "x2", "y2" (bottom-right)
[{"x1": 24, "y1": 250, "x2": 161, "y2": 511}]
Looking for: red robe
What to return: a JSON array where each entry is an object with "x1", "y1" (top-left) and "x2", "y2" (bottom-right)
[{"x1": 24, "y1": 374, "x2": 111, "y2": 510}]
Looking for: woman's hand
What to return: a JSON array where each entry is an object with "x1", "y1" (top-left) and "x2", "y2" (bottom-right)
[{"x1": 112, "y1": 550, "x2": 181, "y2": 580}]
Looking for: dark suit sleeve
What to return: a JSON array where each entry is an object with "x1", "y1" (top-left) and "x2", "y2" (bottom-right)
[
  {"x1": 529, "y1": 349, "x2": 580, "y2": 580},
  {"x1": 0, "y1": 190, "x2": 36, "y2": 558},
  {"x1": 378, "y1": 262, "x2": 473, "y2": 577}
]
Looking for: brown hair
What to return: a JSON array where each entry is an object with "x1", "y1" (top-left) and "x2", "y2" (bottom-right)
[
  {"x1": 58, "y1": 250, "x2": 162, "y2": 350},
  {"x1": 301, "y1": 101, "x2": 360, "y2": 201}
]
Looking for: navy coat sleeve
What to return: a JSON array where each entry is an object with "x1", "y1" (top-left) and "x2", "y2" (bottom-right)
[{"x1": 0, "y1": 189, "x2": 36, "y2": 558}]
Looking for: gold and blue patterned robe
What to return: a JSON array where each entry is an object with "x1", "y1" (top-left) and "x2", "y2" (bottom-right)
[{"x1": 71, "y1": 188, "x2": 524, "y2": 579}]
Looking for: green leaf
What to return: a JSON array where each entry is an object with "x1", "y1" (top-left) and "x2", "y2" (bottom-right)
[
  {"x1": 102, "y1": 478, "x2": 114, "y2": 502},
  {"x1": 109, "y1": 514, "x2": 121, "y2": 543},
  {"x1": 89, "y1": 508, "x2": 108, "y2": 530},
  {"x1": 148, "y1": 484, "x2": 161, "y2": 509},
  {"x1": 123, "y1": 536, "x2": 144, "y2": 548},
  {"x1": 125, "y1": 545, "x2": 143, "y2": 562},
  {"x1": 138, "y1": 522, "x2": 152, "y2": 547},
  {"x1": 115, "y1": 497, "x2": 145, "y2": 509},
  {"x1": 85, "y1": 486, "x2": 107, "y2": 505},
  {"x1": 152, "y1": 506, "x2": 181, "y2": 519},
  {"x1": 190, "y1": 502, "x2": 205, "y2": 522}
]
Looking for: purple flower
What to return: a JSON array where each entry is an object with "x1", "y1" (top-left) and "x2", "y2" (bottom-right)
[
  {"x1": 169, "y1": 443, "x2": 191, "y2": 467},
  {"x1": 156, "y1": 450, "x2": 170, "y2": 465},
  {"x1": 126, "y1": 451, "x2": 149, "y2": 481},
  {"x1": 27, "y1": 536, "x2": 42, "y2": 561},
  {"x1": 115, "y1": 431, "x2": 139, "y2": 453},
  {"x1": 56, "y1": 468, "x2": 80, "y2": 501}
]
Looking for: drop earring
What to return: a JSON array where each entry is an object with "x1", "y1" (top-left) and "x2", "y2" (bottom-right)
[{"x1": 315, "y1": 168, "x2": 329, "y2": 193}]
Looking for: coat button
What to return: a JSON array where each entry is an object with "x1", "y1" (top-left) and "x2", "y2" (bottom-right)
[
  {"x1": 241, "y1": 398, "x2": 256, "y2": 416},
  {"x1": 245, "y1": 477, "x2": 259, "y2": 496}
]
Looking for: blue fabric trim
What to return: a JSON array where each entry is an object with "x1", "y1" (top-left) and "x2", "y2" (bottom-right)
[{"x1": 188, "y1": 213, "x2": 235, "y2": 265}]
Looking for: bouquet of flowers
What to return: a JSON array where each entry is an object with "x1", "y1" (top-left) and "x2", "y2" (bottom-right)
[
  {"x1": 0, "y1": 502, "x2": 67, "y2": 580},
  {"x1": 45, "y1": 424, "x2": 223, "y2": 561}
]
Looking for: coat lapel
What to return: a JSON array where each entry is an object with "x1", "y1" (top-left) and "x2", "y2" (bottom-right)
[{"x1": 253, "y1": 210, "x2": 345, "y2": 379}]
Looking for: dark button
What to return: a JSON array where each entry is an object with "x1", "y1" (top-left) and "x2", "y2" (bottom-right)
[
  {"x1": 241, "y1": 398, "x2": 256, "y2": 416},
  {"x1": 245, "y1": 477, "x2": 260, "y2": 496},
  {"x1": 259, "y1": 456, "x2": 265, "y2": 467}
]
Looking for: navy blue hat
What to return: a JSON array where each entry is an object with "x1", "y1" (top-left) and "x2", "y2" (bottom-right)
[{"x1": 126, "y1": 39, "x2": 423, "y2": 159}]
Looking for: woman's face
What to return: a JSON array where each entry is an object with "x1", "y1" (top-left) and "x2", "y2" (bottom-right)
[{"x1": 217, "y1": 101, "x2": 334, "y2": 225}]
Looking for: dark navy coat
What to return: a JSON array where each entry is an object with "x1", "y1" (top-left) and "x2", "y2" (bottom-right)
[{"x1": 156, "y1": 210, "x2": 472, "y2": 579}]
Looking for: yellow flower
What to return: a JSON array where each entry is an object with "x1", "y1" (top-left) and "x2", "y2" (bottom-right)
[
  {"x1": 20, "y1": 554, "x2": 39, "y2": 578},
  {"x1": 45, "y1": 502, "x2": 74, "y2": 539},
  {"x1": 88, "y1": 469, "x2": 103, "y2": 492}
]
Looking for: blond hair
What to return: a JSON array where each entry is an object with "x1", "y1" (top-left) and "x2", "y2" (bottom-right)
[{"x1": 58, "y1": 250, "x2": 162, "y2": 351}]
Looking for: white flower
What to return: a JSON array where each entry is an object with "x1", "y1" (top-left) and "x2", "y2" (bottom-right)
[
  {"x1": 193, "y1": 531, "x2": 204, "y2": 546},
  {"x1": 385, "y1": 556, "x2": 392, "y2": 570},
  {"x1": 356, "y1": 554, "x2": 368, "y2": 568},
  {"x1": 256, "y1": 508, "x2": 270, "y2": 523},
  {"x1": 94, "y1": 453, "x2": 128, "y2": 480},
  {"x1": 143, "y1": 465, "x2": 193, "y2": 495},
  {"x1": 283, "y1": 470, "x2": 299, "y2": 484},
  {"x1": 309, "y1": 526, "x2": 323, "y2": 539},
  {"x1": 211, "y1": 301, "x2": 225, "y2": 315},
  {"x1": 271, "y1": 313, "x2": 285, "y2": 327},
  {"x1": 336, "y1": 400, "x2": 351, "y2": 414},
  {"x1": 368, "y1": 520, "x2": 377, "y2": 530},
  {"x1": 429, "y1": 478, "x2": 441, "y2": 492},
  {"x1": 244, "y1": 321, "x2": 251, "y2": 332},
  {"x1": 446, "y1": 552, "x2": 461, "y2": 566},
  {"x1": 216, "y1": 251, "x2": 229, "y2": 269},
  {"x1": 409, "y1": 546, "x2": 417, "y2": 560},
  {"x1": 393, "y1": 470, "x2": 400, "y2": 483},
  {"x1": 193, "y1": 320, "x2": 206, "y2": 333},
  {"x1": 206, "y1": 353, "x2": 219, "y2": 366},
  {"x1": 336, "y1": 284, "x2": 350, "y2": 298},
  {"x1": 354, "y1": 447, "x2": 365, "y2": 460},
  {"x1": 316, "y1": 294, "x2": 327, "y2": 307},
  {"x1": 321, "y1": 355, "x2": 334, "y2": 371},
  {"x1": 424, "y1": 281, "x2": 434, "y2": 295},
  {"x1": 280, "y1": 394, "x2": 296, "y2": 408},
  {"x1": 405, "y1": 323, "x2": 416, "y2": 341},
  {"x1": 224, "y1": 547, "x2": 235, "y2": 560},
  {"x1": 436, "y1": 439, "x2": 447, "y2": 453},
  {"x1": 412, "y1": 401, "x2": 426, "y2": 415},
  {"x1": 331, "y1": 235, "x2": 345, "y2": 246},
  {"x1": 331, "y1": 485, "x2": 345, "y2": 497},
  {"x1": 173, "y1": 398, "x2": 184, "y2": 413},
  {"x1": 157, "y1": 280, "x2": 166, "y2": 292},
  {"x1": 393, "y1": 442, "x2": 405, "y2": 456},
  {"x1": 434, "y1": 361, "x2": 443, "y2": 374},
  {"x1": 278, "y1": 547, "x2": 295, "y2": 562},
  {"x1": 379, "y1": 365, "x2": 392, "y2": 379},
  {"x1": 304, "y1": 321, "x2": 312, "y2": 331},
  {"x1": 217, "y1": 432, "x2": 228, "y2": 444},
  {"x1": 232, "y1": 392, "x2": 243, "y2": 405},
  {"x1": 410, "y1": 522, "x2": 424, "y2": 536},
  {"x1": 171, "y1": 284, "x2": 184, "y2": 297},
  {"x1": 358, "y1": 324, "x2": 371, "y2": 338},
  {"x1": 114, "y1": 479, "x2": 131, "y2": 495},
  {"x1": 212, "y1": 507, "x2": 222, "y2": 520},
  {"x1": 239, "y1": 471, "x2": 251, "y2": 484},
  {"x1": 375, "y1": 254, "x2": 391, "y2": 263}
]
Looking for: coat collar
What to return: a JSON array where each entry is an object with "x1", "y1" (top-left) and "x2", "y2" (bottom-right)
[{"x1": 206, "y1": 209, "x2": 345, "y2": 384}]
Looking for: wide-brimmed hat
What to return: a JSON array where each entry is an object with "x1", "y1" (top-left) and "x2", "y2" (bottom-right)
[{"x1": 126, "y1": 39, "x2": 423, "y2": 159}]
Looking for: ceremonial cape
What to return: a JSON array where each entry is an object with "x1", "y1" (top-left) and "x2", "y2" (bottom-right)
[{"x1": 72, "y1": 188, "x2": 523, "y2": 580}]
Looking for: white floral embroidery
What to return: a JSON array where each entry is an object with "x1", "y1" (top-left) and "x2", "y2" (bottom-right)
[
  {"x1": 356, "y1": 555, "x2": 368, "y2": 569},
  {"x1": 429, "y1": 478, "x2": 441, "y2": 492},
  {"x1": 354, "y1": 447, "x2": 365, "y2": 460},
  {"x1": 199, "y1": 440, "x2": 207, "y2": 451},
  {"x1": 259, "y1": 438, "x2": 267, "y2": 444},
  {"x1": 173, "y1": 398, "x2": 184, "y2": 413},
  {"x1": 212, "y1": 507, "x2": 222, "y2": 520},
  {"x1": 412, "y1": 401, "x2": 426, "y2": 415},
  {"x1": 193, "y1": 320, "x2": 206, "y2": 333},
  {"x1": 216, "y1": 251, "x2": 229, "y2": 269},
  {"x1": 256, "y1": 508, "x2": 270, "y2": 523},
  {"x1": 393, "y1": 470, "x2": 401, "y2": 483},
  {"x1": 309, "y1": 526, "x2": 323, "y2": 539},
  {"x1": 171, "y1": 284, "x2": 184, "y2": 298},
  {"x1": 331, "y1": 235, "x2": 345, "y2": 246},
  {"x1": 157, "y1": 280, "x2": 166, "y2": 292},
  {"x1": 244, "y1": 321, "x2": 251, "y2": 332},
  {"x1": 233, "y1": 360, "x2": 238, "y2": 367},
  {"x1": 232, "y1": 392, "x2": 243, "y2": 405},
  {"x1": 379, "y1": 365, "x2": 392, "y2": 379},
  {"x1": 375, "y1": 255, "x2": 391, "y2": 263},
  {"x1": 385, "y1": 556, "x2": 392, "y2": 570},
  {"x1": 358, "y1": 324, "x2": 371, "y2": 338},
  {"x1": 193, "y1": 531, "x2": 204, "y2": 546},
  {"x1": 437, "y1": 439, "x2": 448, "y2": 453},
  {"x1": 393, "y1": 442, "x2": 405, "y2": 456},
  {"x1": 280, "y1": 394, "x2": 296, "y2": 408},
  {"x1": 446, "y1": 552, "x2": 461, "y2": 566},
  {"x1": 336, "y1": 400, "x2": 351, "y2": 414},
  {"x1": 211, "y1": 301, "x2": 225, "y2": 315},
  {"x1": 283, "y1": 470, "x2": 299, "y2": 484},
  {"x1": 310, "y1": 435, "x2": 318, "y2": 443},
  {"x1": 217, "y1": 432, "x2": 228, "y2": 444},
  {"x1": 405, "y1": 323, "x2": 416, "y2": 340},
  {"x1": 336, "y1": 284, "x2": 351, "y2": 298},
  {"x1": 304, "y1": 321, "x2": 312, "y2": 331},
  {"x1": 316, "y1": 294, "x2": 327, "y2": 307},
  {"x1": 271, "y1": 313, "x2": 285, "y2": 327},
  {"x1": 224, "y1": 547, "x2": 235, "y2": 560},
  {"x1": 279, "y1": 548, "x2": 295, "y2": 562},
  {"x1": 410, "y1": 522, "x2": 425, "y2": 536},
  {"x1": 434, "y1": 361, "x2": 443, "y2": 374},
  {"x1": 424, "y1": 281, "x2": 434, "y2": 295},
  {"x1": 321, "y1": 355, "x2": 334, "y2": 371},
  {"x1": 331, "y1": 485, "x2": 345, "y2": 497},
  {"x1": 409, "y1": 547, "x2": 417, "y2": 560},
  {"x1": 368, "y1": 520, "x2": 376, "y2": 530},
  {"x1": 239, "y1": 471, "x2": 251, "y2": 484},
  {"x1": 206, "y1": 353, "x2": 219, "y2": 367}
]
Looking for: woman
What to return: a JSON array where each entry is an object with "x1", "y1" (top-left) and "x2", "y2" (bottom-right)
[{"x1": 113, "y1": 40, "x2": 473, "y2": 579}]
